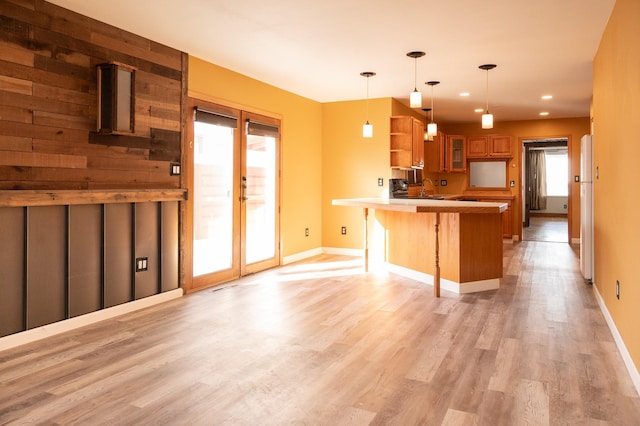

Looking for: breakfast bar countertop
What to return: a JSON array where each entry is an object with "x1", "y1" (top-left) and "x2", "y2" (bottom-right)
[{"x1": 332, "y1": 197, "x2": 508, "y2": 214}]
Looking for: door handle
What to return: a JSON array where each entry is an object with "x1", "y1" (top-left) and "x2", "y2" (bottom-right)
[{"x1": 241, "y1": 176, "x2": 248, "y2": 202}]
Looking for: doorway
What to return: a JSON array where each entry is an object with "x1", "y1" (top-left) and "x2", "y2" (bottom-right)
[
  {"x1": 186, "y1": 98, "x2": 281, "y2": 290},
  {"x1": 522, "y1": 139, "x2": 569, "y2": 243}
]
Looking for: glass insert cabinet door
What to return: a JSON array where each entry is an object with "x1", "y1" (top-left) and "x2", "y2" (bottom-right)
[{"x1": 189, "y1": 100, "x2": 281, "y2": 288}]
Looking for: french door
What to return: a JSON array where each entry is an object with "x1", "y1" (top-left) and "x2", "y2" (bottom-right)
[{"x1": 187, "y1": 98, "x2": 280, "y2": 289}]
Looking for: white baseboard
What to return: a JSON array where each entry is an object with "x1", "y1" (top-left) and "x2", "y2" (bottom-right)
[
  {"x1": 592, "y1": 284, "x2": 640, "y2": 397},
  {"x1": 283, "y1": 247, "x2": 324, "y2": 264},
  {"x1": 0, "y1": 288, "x2": 183, "y2": 353},
  {"x1": 386, "y1": 263, "x2": 500, "y2": 294},
  {"x1": 321, "y1": 247, "x2": 363, "y2": 257}
]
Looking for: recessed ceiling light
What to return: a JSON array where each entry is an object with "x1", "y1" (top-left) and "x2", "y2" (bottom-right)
[
  {"x1": 459, "y1": 92, "x2": 470, "y2": 97},
  {"x1": 539, "y1": 111, "x2": 550, "y2": 116},
  {"x1": 541, "y1": 95, "x2": 553, "y2": 100},
  {"x1": 474, "y1": 108, "x2": 484, "y2": 113}
]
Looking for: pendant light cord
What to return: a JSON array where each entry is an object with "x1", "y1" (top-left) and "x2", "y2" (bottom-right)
[
  {"x1": 431, "y1": 85, "x2": 435, "y2": 122},
  {"x1": 485, "y1": 69, "x2": 489, "y2": 113},
  {"x1": 366, "y1": 76, "x2": 370, "y2": 120}
]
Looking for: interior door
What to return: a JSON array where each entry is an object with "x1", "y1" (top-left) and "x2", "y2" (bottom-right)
[{"x1": 188, "y1": 99, "x2": 280, "y2": 290}]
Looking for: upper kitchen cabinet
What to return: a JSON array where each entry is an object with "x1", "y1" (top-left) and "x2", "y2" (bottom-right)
[
  {"x1": 390, "y1": 116, "x2": 424, "y2": 169},
  {"x1": 467, "y1": 135, "x2": 513, "y2": 159},
  {"x1": 448, "y1": 135, "x2": 467, "y2": 173},
  {"x1": 425, "y1": 131, "x2": 447, "y2": 173}
]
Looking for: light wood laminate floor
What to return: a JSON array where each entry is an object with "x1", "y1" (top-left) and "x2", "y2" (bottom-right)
[
  {"x1": 523, "y1": 216, "x2": 568, "y2": 243},
  {"x1": 1, "y1": 241, "x2": 639, "y2": 425}
]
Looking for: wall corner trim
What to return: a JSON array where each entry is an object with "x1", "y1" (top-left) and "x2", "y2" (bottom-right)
[{"x1": 593, "y1": 284, "x2": 640, "y2": 397}]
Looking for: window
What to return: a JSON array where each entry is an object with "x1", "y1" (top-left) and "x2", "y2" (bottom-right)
[{"x1": 545, "y1": 150, "x2": 568, "y2": 196}]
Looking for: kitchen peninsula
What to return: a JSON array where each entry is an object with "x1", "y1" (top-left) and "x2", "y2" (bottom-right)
[{"x1": 332, "y1": 197, "x2": 507, "y2": 296}]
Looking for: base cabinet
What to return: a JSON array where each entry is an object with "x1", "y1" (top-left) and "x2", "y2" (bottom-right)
[{"x1": 485, "y1": 198, "x2": 513, "y2": 238}]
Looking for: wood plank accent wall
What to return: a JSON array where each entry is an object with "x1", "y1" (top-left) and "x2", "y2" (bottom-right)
[{"x1": 0, "y1": 0, "x2": 186, "y2": 190}]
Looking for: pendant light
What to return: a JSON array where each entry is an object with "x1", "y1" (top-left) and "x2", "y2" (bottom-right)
[
  {"x1": 360, "y1": 71, "x2": 375, "y2": 138},
  {"x1": 407, "y1": 51, "x2": 425, "y2": 108},
  {"x1": 421, "y1": 108, "x2": 432, "y2": 141},
  {"x1": 426, "y1": 81, "x2": 440, "y2": 139},
  {"x1": 479, "y1": 64, "x2": 496, "y2": 129}
]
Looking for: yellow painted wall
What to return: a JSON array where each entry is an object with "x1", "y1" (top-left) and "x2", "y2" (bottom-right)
[
  {"x1": 441, "y1": 118, "x2": 589, "y2": 240},
  {"x1": 593, "y1": 0, "x2": 640, "y2": 371},
  {"x1": 188, "y1": 57, "x2": 323, "y2": 257},
  {"x1": 322, "y1": 98, "x2": 393, "y2": 248}
]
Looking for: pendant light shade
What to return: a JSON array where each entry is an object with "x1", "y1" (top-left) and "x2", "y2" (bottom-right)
[
  {"x1": 426, "y1": 81, "x2": 439, "y2": 138},
  {"x1": 482, "y1": 113, "x2": 493, "y2": 129},
  {"x1": 363, "y1": 121, "x2": 373, "y2": 138},
  {"x1": 407, "y1": 51, "x2": 425, "y2": 108},
  {"x1": 479, "y1": 64, "x2": 496, "y2": 129},
  {"x1": 360, "y1": 71, "x2": 376, "y2": 138},
  {"x1": 422, "y1": 108, "x2": 431, "y2": 141}
]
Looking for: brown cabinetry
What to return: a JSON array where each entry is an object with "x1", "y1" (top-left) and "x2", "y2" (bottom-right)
[
  {"x1": 390, "y1": 116, "x2": 424, "y2": 169},
  {"x1": 484, "y1": 198, "x2": 513, "y2": 238},
  {"x1": 425, "y1": 133, "x2": 466, "y2": 173},
  {"x1": 467, "y1": 135, "x2": 513, "y2": 158},
  {"x1": 425, "y1": 131, "x2": 446, "y2": 172},
  {"x1": 448, "y1": 135, "x2": 466, "y2": 172}
]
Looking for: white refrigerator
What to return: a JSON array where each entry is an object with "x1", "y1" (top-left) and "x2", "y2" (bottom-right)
[{"x1": 580, "y1": 134, "x2": 594, "y2": 282}]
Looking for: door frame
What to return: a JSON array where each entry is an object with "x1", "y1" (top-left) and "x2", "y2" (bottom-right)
[
  {"x1": 519, "y1": 137, "x2": 572, "y2": 243},
  {"x1": 182, "y1": 95, "x2": 282, "y2": 293}
]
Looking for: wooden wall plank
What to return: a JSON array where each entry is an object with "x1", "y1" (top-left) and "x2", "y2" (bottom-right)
[
  {"x1": 0, "y1": 135, "x2": 32, "y2": 152},
  {"x1": 0, "y1": 74, "x2": 33, "y2": 94},
  {"x1": 0, "y1": 0, "x2": 185, "y2": 191},
  {"x1": 0, "y1": 188, "x2": 186, "y2": 207},
  {"x1": 0, "y1": 150, "x2": 86, "y2": 168},
  {"x1": 0, "y1": 105, "x2": 32, "y2": 123}
]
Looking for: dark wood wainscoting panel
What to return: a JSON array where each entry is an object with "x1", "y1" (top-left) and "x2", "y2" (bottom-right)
[
  {"x1": 104, "y1": 203, "x2": 133, "y2": 308},
  {"x1": 68, "y1": 204, "x2": 103, "y2": 317},
  {"x1": 161, "y1": 201, "x2": 179, "y2": 292},
  {"x1": 134, "y1": 202, "x2": 159, "y2": 300},
  {"x1": 0, "y1": 207, "x2": 25, "y2": 338},
  {"x1": 27, "y1": 205, "x2": 66, "y2": 329}
]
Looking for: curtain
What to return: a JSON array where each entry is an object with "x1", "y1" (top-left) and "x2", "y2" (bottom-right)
[{"x1": 529, "y1": 150, "x2": 547, "y2": 210}]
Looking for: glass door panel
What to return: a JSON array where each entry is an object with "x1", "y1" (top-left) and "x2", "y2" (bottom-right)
[
  {"x1": 193, "y1": 121, "x2": 235, "y2": 277},
  {"x1": 244, "y1": 134, "x2": 276, "y2": 264}
]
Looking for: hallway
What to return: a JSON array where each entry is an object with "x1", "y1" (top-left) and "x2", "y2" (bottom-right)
[{"x1": 523, "y1": 216, "x2": 569, "y2": 243}]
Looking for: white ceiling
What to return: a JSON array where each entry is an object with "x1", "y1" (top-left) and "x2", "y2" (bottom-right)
[{"x1": 49, "y1": 0, "x2": 614, "y2": 123}]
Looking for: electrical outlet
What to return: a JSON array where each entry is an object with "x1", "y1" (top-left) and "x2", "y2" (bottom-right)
[
  {"x1": 563, "y1": 204, "x2": 568, "y2": 209},
  {"x1": 170, "y1": 163, "x2": 181, "y2": 176},
  {"x1": 305, "y1": 227, "x2": 309, "y2": 237},
  {"x1": 440, "y1": 179, "x2": 447, "y2": 187},
  {"x1": 510, "y1": 180, "x2": 515, "y2": 187},
  {"x1": 341, "y1": 226, "x2": 347, "y2": 235},
  {"x1": 574, "y1": 175, "x2": 580, "y2": 182},
  {"x1": 135, "y1": 257, "x2": 149, "y2": 272},
  {"x1": 616, "y1": 280, "x2": 620, "y2": 299},
  {"x1": 378, "y1": 178, "x2": 384, "y2": 187}
]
